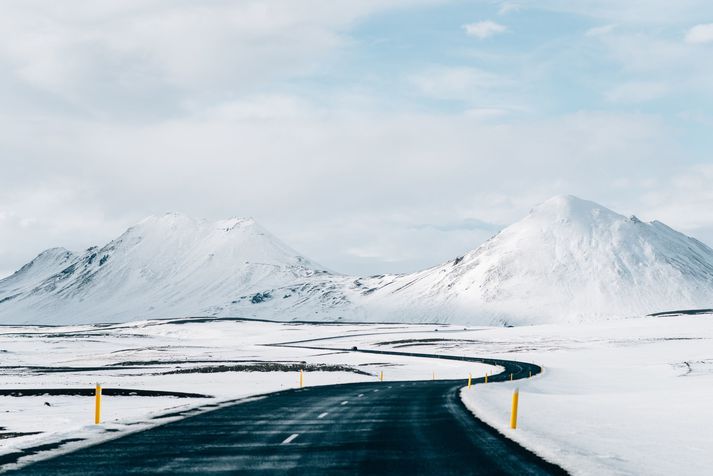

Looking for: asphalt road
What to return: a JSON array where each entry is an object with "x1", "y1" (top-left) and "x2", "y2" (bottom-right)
[{"x1": 9, "y1": 361, "x2": 566, "y2": 475}]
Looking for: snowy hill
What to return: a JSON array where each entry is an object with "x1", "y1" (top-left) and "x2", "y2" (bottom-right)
[
  {"x1": 219, "y1": 195, "x2": 713, "y2": 324},
  {"x1": 0, "y1": 248, "x2": 77, "y2": 304},
  {"x1": 2, "y1": 196, "x2": 712, "y2": 325},
  {"x1": 334, "y1": 195, "x2": 713, "y2": 324},
  {"x1": 0, "y1": 213, "x2": 330, "y2": 324}
]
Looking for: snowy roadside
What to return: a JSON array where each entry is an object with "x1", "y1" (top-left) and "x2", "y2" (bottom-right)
[
  {"x1": 0, "y1": 319, "x2": 492, "y2": 471},
  {"x1": 0, "y1": 373, "x2": 357, "y2": 472},
  {"x1": 453, "y1": 315, "x2": 713, "y2": 476},
  {"x1": 5, "y1": 313, "x2": 707, "y2": 474}
]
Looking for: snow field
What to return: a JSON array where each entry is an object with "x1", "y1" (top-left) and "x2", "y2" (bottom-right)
[
  {"x1": 0, "y1": 320, "x2": 493, "y2": 470},
  {"x1": 453, "y1": 316, "x2": 713, "y2": 475},
  {"x1": 4, "y1": 315, "x2": 712, "y2": 474}
]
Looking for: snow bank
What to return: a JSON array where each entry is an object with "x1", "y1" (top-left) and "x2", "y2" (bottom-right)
[{"x1": 458, "y1": 315, "x2": 713, "y2": 475}]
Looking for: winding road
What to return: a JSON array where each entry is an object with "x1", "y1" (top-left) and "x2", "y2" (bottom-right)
[{"x1": 8, "y1": 340, "x2": 567, "y2": 475}]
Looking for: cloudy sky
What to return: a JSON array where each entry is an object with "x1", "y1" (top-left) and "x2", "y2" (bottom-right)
[{"x1": 1, "y1": 0, "x2": 713, "y2": 277}]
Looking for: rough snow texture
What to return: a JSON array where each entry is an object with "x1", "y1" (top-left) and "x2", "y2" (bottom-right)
[{"x1": 2, "y1": 196, "x2": 713, "y2": 325}]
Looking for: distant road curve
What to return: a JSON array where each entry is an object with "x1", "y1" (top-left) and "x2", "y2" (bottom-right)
[{"x1": 9, "y1": 336, "x2": 565, "y2": 475}]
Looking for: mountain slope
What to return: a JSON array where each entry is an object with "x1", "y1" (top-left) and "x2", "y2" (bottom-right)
[
  {"x1": 0, "y1": 248, "x2": 77, "y2": 306},
  {"x1": 0, "y1": 213, "x2": 330, "y2": 324},
  {"x1": 335, "y1": 195, "x2": 713, "y2": 324},
  {"x1": 1, "y1": 196, "x2": 712, "y2": 325}
]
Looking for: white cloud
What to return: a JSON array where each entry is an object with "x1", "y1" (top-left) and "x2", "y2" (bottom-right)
[
  {"x1": 1, "y1": 0, "x2": 713, "y2": 278},
  {"x1": 0, "y1": 0, "x2": 440, "y2": 118},
  {"x1": 522, "y1": 0, "x2": 712, "y2": 26},
  {"x1": 638, "y1": 165, "x2": 713, "y2": 246},
  {"x1": 685, "y1": 23, "x2": 713, "y2": 44},
  {"x1": 498, "y1": 3, "x2": 521, "y2": 15},
  {"x1": 594, "y1": 32, "x2": 699, "y2": 75},
  {"x1": 604, "y1": 81, "x2": 669, "y2": 103},
  {"x1": 463, "y1": 21, "x2": 507, "y2": 39},
  {"x1": 408, "y1": 66, "x2": 508, "y2": 101},
  {"x1": 585, "y1": 24, "x2": 616, "y2": 36},
  {"x1": 0, "y1": 104, "x2": 681, "y2": 276},
  {"x1": 464, "y1": 107, "x2": 511, "y2": 120}
]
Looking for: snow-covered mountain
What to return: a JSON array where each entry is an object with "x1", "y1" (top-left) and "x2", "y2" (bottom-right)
[
  {"x1": 0, "y1": 248, "x2": 77, "y2": 304},
  {"x1": 0, "y1": 213, "x2": 331, "y2": 324},
  {"x1": 331, "y1": 195, "x2": 713, "y2": 324},
  {"x1": 2, "y1": 195, "x2": 712, "y2": 325}
]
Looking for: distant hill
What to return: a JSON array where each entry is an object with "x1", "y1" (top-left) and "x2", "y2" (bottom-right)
[{"x1": 2, "y1": 196, "x2": 712, "y2": 325}]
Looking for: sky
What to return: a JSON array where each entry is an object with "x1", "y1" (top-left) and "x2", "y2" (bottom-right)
[{"x1": 1, "y1": 0, "x2": 713, "y2": 277}]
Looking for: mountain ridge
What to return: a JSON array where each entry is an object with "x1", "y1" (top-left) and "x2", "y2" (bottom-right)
[{"x1": 1, "y1": 197, "x2": 712, "y2": 325}]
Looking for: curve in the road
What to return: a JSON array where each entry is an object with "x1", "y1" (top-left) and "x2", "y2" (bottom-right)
[
  {"x1": 6, "y1": 338, "x2": 564, "y2": 475},
  {"x1": 8, "y1": 382, "x2": 564, "y2": 475},
  {"x1": 267, "y1": 339, "x2": 541, "y2": 383}
]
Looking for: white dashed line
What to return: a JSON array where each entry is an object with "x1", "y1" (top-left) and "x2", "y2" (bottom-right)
[
  {"x1": 357, "y1": 393, "x2": 364, "y2": 397},
  {"x1": 373, "y1": 389, "x2": 379, "y2": 393},
  {"x1": 317, "y1": 412, "x2": 329, "y2": 419},
  {"x1": 281, "y1": 433, "x2": 299, "y2": 445},
  {"x1": 341, "y1": 400, "x2": 349, "y2": 405}
]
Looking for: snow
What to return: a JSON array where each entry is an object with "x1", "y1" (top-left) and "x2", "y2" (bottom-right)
[
  {"x1": 0, "y1": 248, "x2": 76, "y2": 299},
  {"x1": 0, "y1": 319, "x2": 494, "y2": 471},
  {"x1": 0, "y1": 213, "x2": 330, "y2": 324},
  {"x1": 443, "y1": 314, "x2": 713, "y2": 476},
  {"x1": 3, "y1": 314, "x2": 713, "y2": 474},
  {"x1": 339, "y1": 195, "x2": 713, "y2": 325},
  {"x1": 2, "y1": 196, "x2": 712, "y2": 326},
  {"x1": 1, "y1": 194, "x2": 711, "y2": 472}
]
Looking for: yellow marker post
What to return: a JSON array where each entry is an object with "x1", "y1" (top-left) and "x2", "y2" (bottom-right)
[
  {"x1": 510, "y1": 389, "x2": 519, "y2": 429},
  {"x1": 94, "y1": 383, "x2": 102, "y2": 424},
  {"x1": 468, "y1": 373, "x2": 472, "y2": 389},
  {"x1": 300, "y1": 369, "x2": 304, "y2": 388},
  {"x1": 484, "y1": 373, "x2": 488, "y2": 384},
  {"x1": 380, "y1": 371, "x2": 384, "y2": 382}
]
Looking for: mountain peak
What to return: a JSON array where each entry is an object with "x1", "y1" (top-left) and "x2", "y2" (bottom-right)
[
  {"x1": 21, "y1": 247, "x2": 76, "y2": 270},
  {"x1": 3, "y1": 198, "x2": 713, "y2": 326},
  {"x1": 217, "y1": 217, "x2": 257, "y2": 232},
  {"x1": 36, "y1": 247, "x2": 74, "y2": 259},
  {"x1": 137, "y1": 212, "x2": 197, "y2": 227},
  {"x1": 134, "y1": 213, "x2": 259, "y2": 232},
  {"x1": 0, "y1": 247, "x2": 77, "y2": 295},
  {"x1": 528, "y1": 195, "x2": 623, "y2": 224},
  {"x1": 535, "y1": 194, "x2": 604, "y2": 212}
]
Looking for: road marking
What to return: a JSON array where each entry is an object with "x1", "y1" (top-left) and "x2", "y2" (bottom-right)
[
  {"x1": 317, "y1": 412, "x2": 328, "y2": 419},
  {"x1": 341, "y1": 400, "x2": 349, "y2": 405},
  {"x1": 373, "y1": 389, "x2": 379, "y2": 392},
  {"x1": 281, "y1": 433, "x2": 299, "y2": 445},
  {"x1": 357, "y1": 393, "x2": 364, "y2": 397}
]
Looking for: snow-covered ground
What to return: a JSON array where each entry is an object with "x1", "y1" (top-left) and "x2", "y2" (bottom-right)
[
  {"x1": 237, "y1": 313, "x2": 713, "y2": 475},
  {"x1": 450, "y1": 315, "x2": 713, "y2": 476},
  {"x1": 2, "y1": 313, "x2": 713, "y2": 475},
  {"x1": 0, "y1": 319, "x2": 492, "y2": 471}
]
